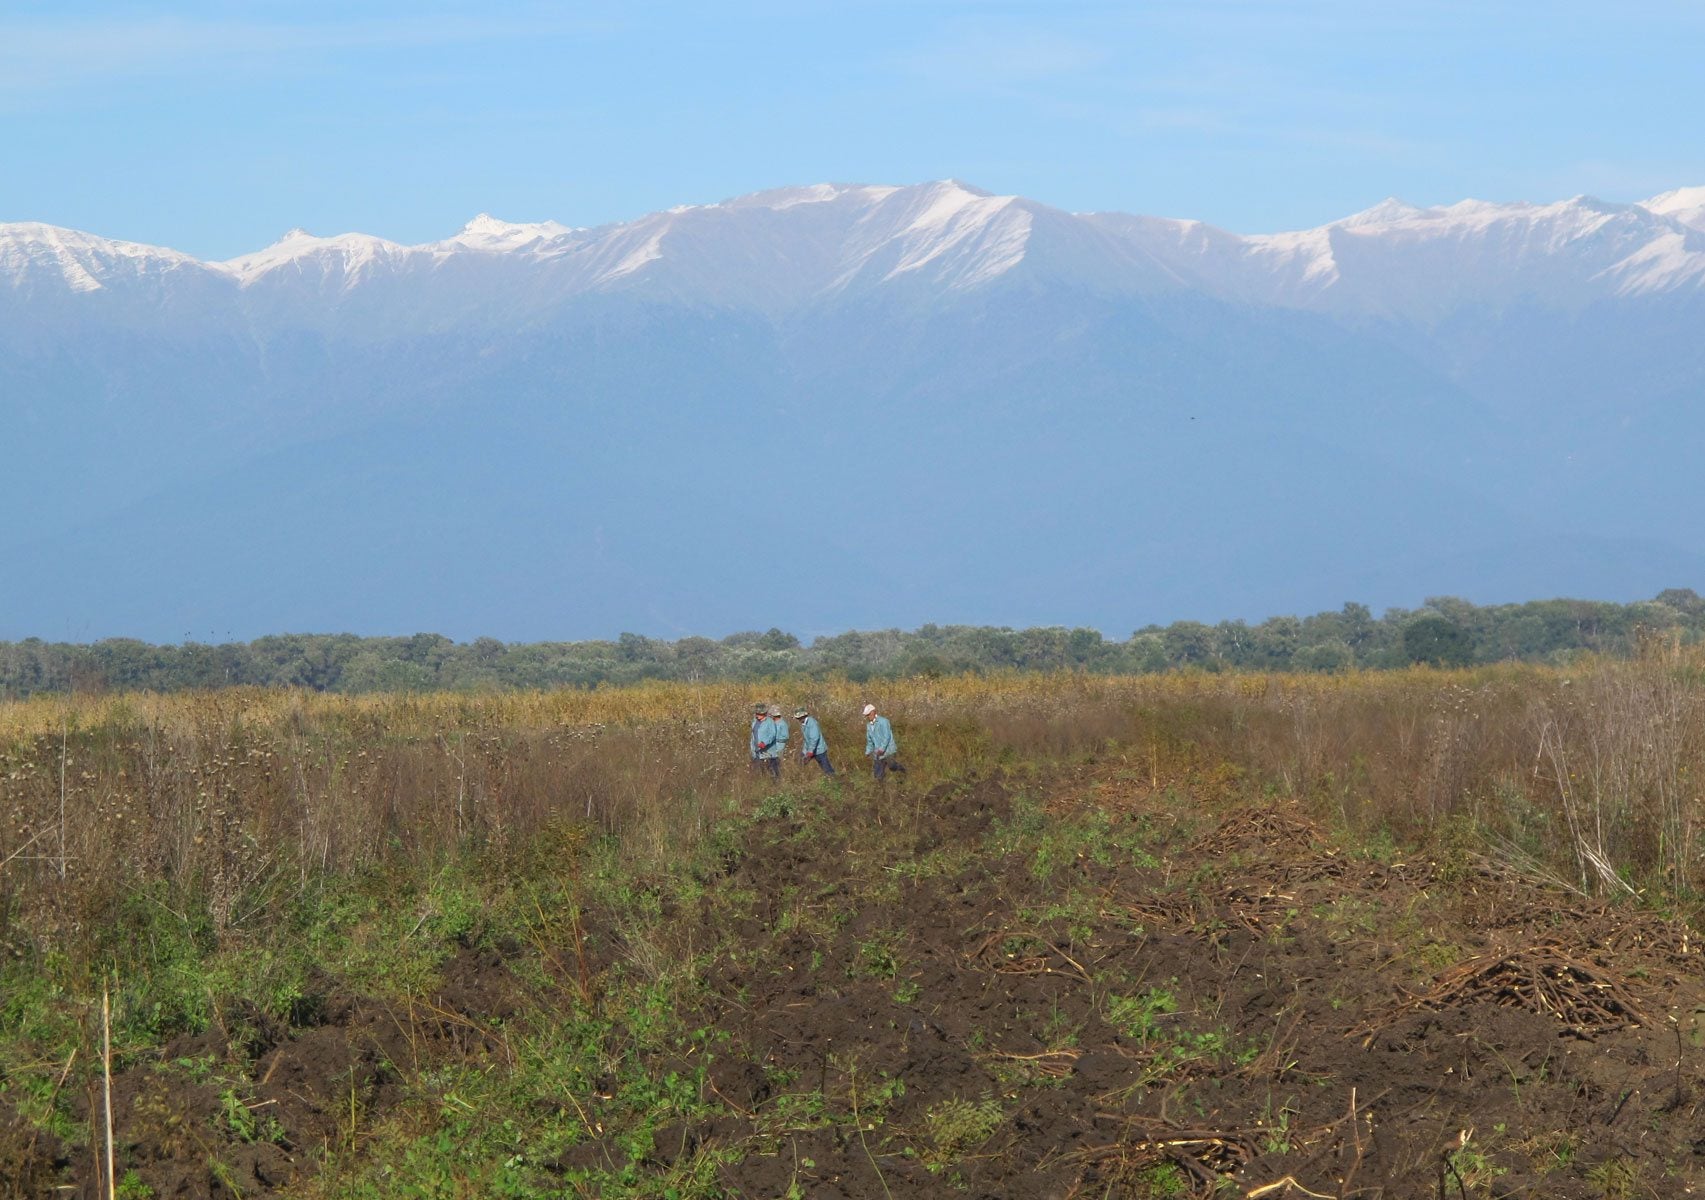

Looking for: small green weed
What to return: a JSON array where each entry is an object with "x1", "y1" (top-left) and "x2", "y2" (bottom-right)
[
  {"x1": 1585, "y1": 1156, "x2": 1638, "y2": 1199},
  {"x1": 1107, "y1": 989, "x2": 1177, "y2": 1044},
  {"x1": 218, "y1": 1087, "x2": 258, "y2": 1143},
  {"x1": 921, "y1": 1096, "x2": 1002, "y2": 1170},
  {"x1": 853, "y1": 938, "x2": 900, "y2": 980},
  {"x1": 1257, "y1": 1098, "x2": 1299, "y2": 1155},
  {"x1": 1517, "y1": 1129, "x2": 1577, "y2": 1173},
  {"x1": 1132, "y1": 1161, "x2": 1189, "y2": 1197},
  {"x1": 1444, "y1": 1132, "x2": 1506, "y2": 1195},
  {"x1": 115, "y1": 1170, "x2": 155, "y2": 1199}
]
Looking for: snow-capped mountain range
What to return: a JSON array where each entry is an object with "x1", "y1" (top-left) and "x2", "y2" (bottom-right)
[
  {"x1": 4, "y1": 182, "x2": 1705, "y2": 641},
  {"x1": 7, "y1": 180, "x2": 1705, "y2": 319}
]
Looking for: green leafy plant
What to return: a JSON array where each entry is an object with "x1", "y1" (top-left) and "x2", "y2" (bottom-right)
[
  {"x1": 115, "y1": 1170, "x2": 155, "y2": 1200},
  {"x1": 921, "y1": 1096, "x2": 1003, "y2": 1171},
  {"x1": 1585, "y1": 1156, "x2": 1638, "y2": 1199},
  {"x1": 1444, "y1": 1131, "x2": 1507, "y2": 1196},
  {"x1": 1108, "y1": 988, "x2": 1177, "y2": 1044},
  {"x1": 853, "y1": 938, "x2": 900, "y2": 980},
  {"x1": 1132, "y1": 1161, "x2": 1188, "y2": 1197}
]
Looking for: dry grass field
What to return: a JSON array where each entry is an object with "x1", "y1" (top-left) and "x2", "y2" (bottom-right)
[{"x1": 3, "y1": 655, "x2": 1705, "y2": 1196}]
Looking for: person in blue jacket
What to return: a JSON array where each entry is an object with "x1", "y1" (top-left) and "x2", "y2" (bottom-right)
[
  {"x1": 756, "y1": 703, "x2": 788, "y2": 778},
  {"x1": 795, "y1": 706, "x2": 834, "y2": 774},
  {"x1": 863, "y1": 703, "x2": 906, "y2": 780},
  {"x1": 749, "y1": 702, "x2": 769, "y2": 770}
]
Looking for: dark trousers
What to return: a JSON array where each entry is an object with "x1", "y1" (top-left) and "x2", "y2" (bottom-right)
[
  {"x1": 752, "y1": 756, "x2": 780, "y2": 778},
  {"x1": 872, "y1": 754, "x2": 905, "y2": 780},
  {"x1": 804, "y1": 753, "x2": 835, "y2": 775}
]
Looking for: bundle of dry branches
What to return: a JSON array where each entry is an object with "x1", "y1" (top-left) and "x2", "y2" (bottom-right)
[{"x1": 1363, "y1": 939, "x2": 1643, "y2": 1040}]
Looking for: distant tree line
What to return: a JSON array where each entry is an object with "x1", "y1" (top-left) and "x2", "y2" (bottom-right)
[{"x1": 3, "y1": 590, "x2": 1703, "y2": 697}]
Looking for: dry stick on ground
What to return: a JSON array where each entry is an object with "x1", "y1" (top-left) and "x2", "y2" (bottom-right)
[
  {"x1": 1341, "y1": 1085, "x2": 1366, "y2": 1197},
  {"x1": 397, "y1": 995, "x2": 425, "y2": 1071},
  {"x1": 1669, "y1": 1019, "x2": 1689, "y2": 1113},
  {"x1": 966, "y1": 930, "x2": 1094, "y2": 984},
  {"x1": 1259, "y1": 1085, "x2": 1391, "y2": 1200},
  {"x1": 567, "y1": 901, "x2": 594, "y2": 1006},
  {"x1": 258, "y1": 1048, "x2": 284, "y2": 1086},
  {"x1": 409, "y1": 996, "x2": 515, "y2": 1065},
  {"x1": 846, "y1": 1063, "x2": 895, "y2": 1200},
  {"x1": 563, "y1": 851, "x2": 595, "y2": 1005},
  {"x1": 58, "y1": 713, "x2": 69, "y2": 880},
  {"x1": 1245, "y1": 1178, "x2": 1336, "y2": 1199},
  {"x1": 1072, "y1": 1116, "x2": 1258, "y2": 1188},
  {"x1": 975, "y1": 1047, "x2": 1082, "y2": 1089},
  {"x1": 0, "y1": 825, "x2": 51, "y2": 873},
  {"x1": 1040, "y1": 938, "x2": 1095, "y2": 984},
  {"x1": 102, "y1": 980, "x2": 115, "y2": 1200},
  {"x1": 526, "y1": 898, "x2": 579, "y2": 998}
]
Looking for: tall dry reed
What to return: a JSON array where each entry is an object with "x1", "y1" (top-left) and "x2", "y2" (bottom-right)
[{"x1": 5, "y1": 660, "x2": 1705, "y2": 962}]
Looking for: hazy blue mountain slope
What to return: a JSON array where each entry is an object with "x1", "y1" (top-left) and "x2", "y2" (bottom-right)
[
  {"x1": 0, "y1": 286, "x2": 1540, "y2": 638},
  {"x1": 4, "y1": 180, "x2": 1703, "y2": 640}
]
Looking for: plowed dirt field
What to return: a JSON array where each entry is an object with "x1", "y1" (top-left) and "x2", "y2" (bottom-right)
[{"x1": 13, "y1": 765, "x2": 1705, "y2": 1198}]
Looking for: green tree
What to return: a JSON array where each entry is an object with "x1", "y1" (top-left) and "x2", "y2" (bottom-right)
[
  {"x1": 1163, "y1": 622, "x2": 1218, "y2": 668},
  {"x1": 1295, "y1": 640, "x2": 1352, "y2": 673},
  {"x1": 1402, "y1": 615, "x2": 1471, "y2": 667},
  {"x1": 1656, "y1": 587, "x2": 1705, "y2": 616}
]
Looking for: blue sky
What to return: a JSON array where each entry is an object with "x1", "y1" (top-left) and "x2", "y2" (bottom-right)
[{"x1": 4, "y1": 0, "x2": 1704, "y2": 259}]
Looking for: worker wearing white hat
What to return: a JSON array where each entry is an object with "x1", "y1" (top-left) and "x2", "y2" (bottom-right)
[
  {"x1": 753, "y1": 704, "x2": 785, "y2": 778},
  {"x1": 863, "y1": 703, "x2": 905, "y2": 780},
  {"x1": 796, "y1": 706, "x2": 834, "y2": 775},
  {"x1": 758, "y1": 704, "x2": 789, "y2": 778}
]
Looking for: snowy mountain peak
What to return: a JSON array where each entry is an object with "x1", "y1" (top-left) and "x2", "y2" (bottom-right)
[
  {"x1": 1327, "y1": 194, "x2": 1640, "y2": 237},
  {"x1": 1336, "y1": 198, "x2": 1424, "y2": 228},
  {"x1": 1644, "y1": 185, "x2": 1705, "y2": 232},
  {"x1": 1646, "y1": 185, "x2": 1705, "y2": 211},
  {"x1": 720, "y1": 182, "x2": 902, "y2": 212},
  {"x1": 805, "y1": 180, "x2": 1039, "y2": 293},
  {"x1": 1561, "y1": 194, "x2": 1625, "y2": 215},
  {"x1": 0, "y1": 221, "x2": 203, "y2": 294},
  {"x1": 221, "y1": 229, "x2": 412, "y2": 287},
  {"x1": 0, "y1": 221, "x2": 197, "y2": 262},
  {"x1": 447, "y1": 213, "x2": 577, "y2": 253},
  {"x1": 937, "y1": 178, "x2": 994, "y2": 199}
]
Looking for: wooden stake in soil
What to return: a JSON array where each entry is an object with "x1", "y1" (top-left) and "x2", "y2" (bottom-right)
[
  {"x1": 58, "y1": 713, "x2": 69, "y2": 880},
  {"x1": 102, "y1": 979, "x2": 116, "y2": 1200}
]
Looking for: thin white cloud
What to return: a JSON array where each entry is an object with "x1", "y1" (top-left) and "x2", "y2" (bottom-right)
[
  {"x1": 887, "y1": 26, "x2": 1112, "y2": 91},
  {"x1": 0, "y1": 13, "x2": 604, "y2": 93}
]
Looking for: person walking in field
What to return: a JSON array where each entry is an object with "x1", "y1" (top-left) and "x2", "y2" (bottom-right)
[
  {"x1": 750, "y1": 702, "x2": 769, "y2": 770},
  {"x1": 863, "y1": 703, "x2": 905, "y2": 780},
  {"x1": 795, "y1": 706, "x2": 834, "y2": 774},
  {"x1": 754, "y1": 704, "x2": 788, "y2": 778}
]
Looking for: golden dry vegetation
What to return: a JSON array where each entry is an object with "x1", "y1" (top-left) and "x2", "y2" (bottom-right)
[{"x1": 4, "y1": 655, "x2": 1703, "y2": 948}]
